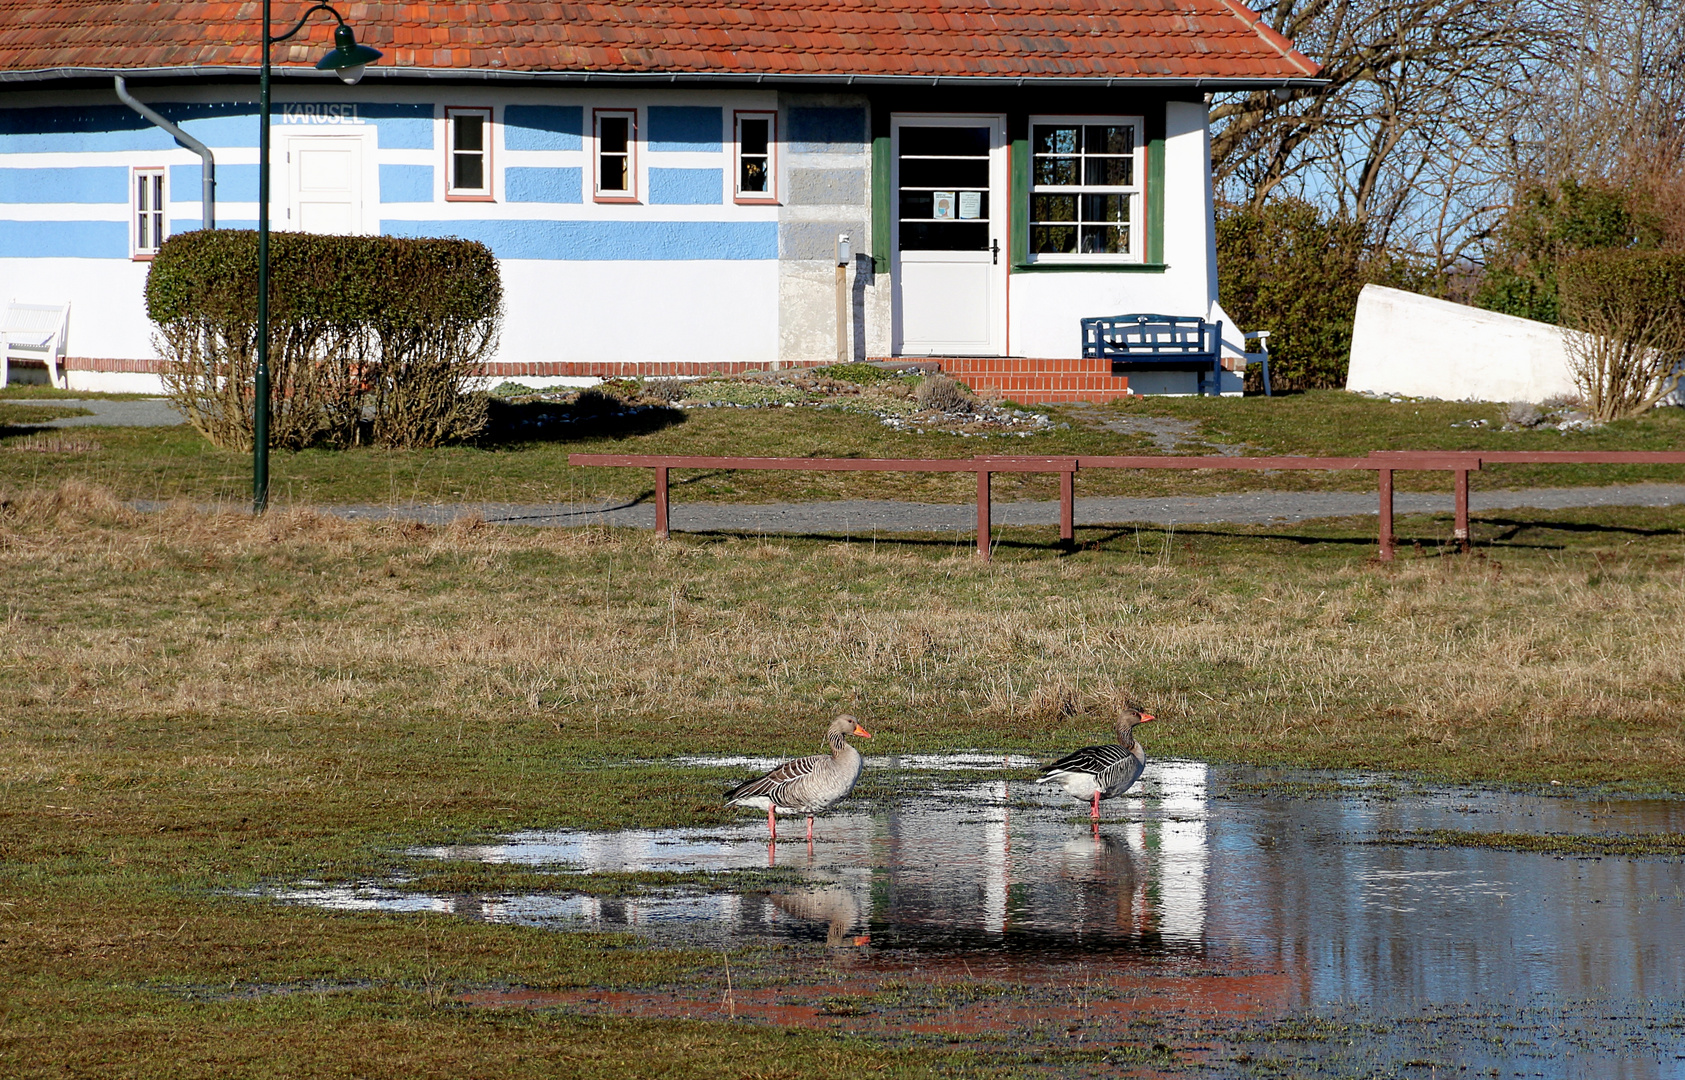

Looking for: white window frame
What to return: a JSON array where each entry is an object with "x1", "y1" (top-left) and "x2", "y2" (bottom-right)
[
  {"x1": 132, "y1": 166, "x2": 166, "y2": 259},
  {"x1": 1026, "y1": 115, "x2": 1145, "y2": 263},
  {"x1": 445, "y1": 106, "x2": 493, "y2": 200},
  {"x1": 733, "y1": 110, "x2": 778, "y2": 204},
  {"x1": 593, "y1": 108, "x2": 638, "y2": 203}
]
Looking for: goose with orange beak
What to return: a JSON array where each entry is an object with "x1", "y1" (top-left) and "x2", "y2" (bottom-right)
[
  {"x1": 1037, "y1": 705, "x2": 1155, "y2": 821},
  {"x1": 725, "y1": 715, "x2": 872, "y2": 842}
]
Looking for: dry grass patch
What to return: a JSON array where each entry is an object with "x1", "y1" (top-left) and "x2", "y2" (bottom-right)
[{"x1": 2, "y1": 482, "x2": 1683, "y2": 790}]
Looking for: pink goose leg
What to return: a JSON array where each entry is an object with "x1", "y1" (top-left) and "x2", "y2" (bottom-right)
[
  {"x1": 806, "y1": 816, "x2": 815, "y2": 843},
  {"x1": 767, "y1": 806, "x2": 777, "y2": 840},
  {"x1": 1091, "y1": 792, "x2": 1101, "y2": 821}
]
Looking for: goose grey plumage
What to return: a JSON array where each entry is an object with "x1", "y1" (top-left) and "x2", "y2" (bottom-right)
[
  {"x1": 1036, "y1": 705, "x2": 1156, "y2": 821},
  {"x1": 725, "y1": 715, "x2": 872, "y2": 841}
]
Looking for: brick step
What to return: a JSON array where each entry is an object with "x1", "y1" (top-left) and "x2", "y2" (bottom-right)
[{"x1": 872, "y1": 356, "x2": 1132, "y2": 403}]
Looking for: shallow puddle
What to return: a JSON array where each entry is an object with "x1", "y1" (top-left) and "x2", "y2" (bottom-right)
[{"x1": 269, "y1": 759, "x2": 1685, "y2": 1076}]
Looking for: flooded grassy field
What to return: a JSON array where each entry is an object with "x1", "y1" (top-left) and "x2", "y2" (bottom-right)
[
  {"x1": 6, "y1": 494, "x2": 1685, "y2": 1076},
  {"x1": 265, "y1": 758, "x2": 1685, "y2": 1078}
]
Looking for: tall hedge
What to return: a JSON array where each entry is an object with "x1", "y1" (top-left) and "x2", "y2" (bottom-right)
[
  {"x1": 1474, "y1": 179, "x2": 1663, "y2": 326},
  {"x1": 1216, "y1": 200, "x2": 1428, "y2": 391},
  {"x1": 146, "y1": 231, "x2": 502, "y2": 450}
]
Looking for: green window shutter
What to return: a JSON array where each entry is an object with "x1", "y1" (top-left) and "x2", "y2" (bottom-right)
[
  {"x1": 1146, "y1": 132, "x2": 1166, "y2": 266},
  {"x1": 1010, "y1": 134, "x2": 1030, "y2": 269},
  {"x1": 871, "y1": 132, "x2": 891, "y2": 273}
]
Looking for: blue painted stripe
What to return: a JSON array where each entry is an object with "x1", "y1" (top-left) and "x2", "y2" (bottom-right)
[
  {"x1": 649, "y1": 168, "x2": 722, "y2": 206},
  {"x1": 274, "y1": 104, "x2": 433, "y2": 148},
  {"x1": 379, "y1": 164, "x2": 434, "y2": 203},
  {"x1": 0, "y1": 166, "x2": 127, "y2": 204},
  {"x1": 156, "y1": 102, "x2": 256, "y2": 148},
  {"x1": 176, "y1": 110, "x2": 258, "y2": 147},
  {"x1": 0, "y1": 103, "x2": 257, "y2": 152},
  {"x1": 0, "y1": 220, "x2": 128, "y2": 258},
  {"x1": 381, "y1": 219, "x2": 776, "y2": 261},
  {"x1": 2, "y1": 105, "x2": 203, "y2": 152},
  {"x1": 169, "y1": 220, "x2": 260, "y2": 234},
  {"x1": 505, "y1": 106, "x2": 582, "y2": 151},
  {"x1": 0, "y1": 102, "x2": 432, "y2": 152},
  {"x1": 648, "y1": 107, "x2": 722, "y2": 152},
  {"x1": 347, "y1": 103, "x2": 433, "y2": 150},
  {"x1": 505, "y1": 167, "x2": 582, "y2": 204},
  {"x1": 169, "y1": 163, "x2": 260, "y2": 204}
]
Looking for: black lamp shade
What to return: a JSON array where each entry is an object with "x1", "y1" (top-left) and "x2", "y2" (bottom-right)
[{"x1": 316, "y1": 23, "x2": 383, "y2": 71}]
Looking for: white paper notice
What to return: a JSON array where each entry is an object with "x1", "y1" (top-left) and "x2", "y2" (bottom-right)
[
  {"x1": 958, "y1": 191, "x2": 982, "y2": 220},
  {"x1": 932, "y1": 191, "x2": 955, "y2": 220}
]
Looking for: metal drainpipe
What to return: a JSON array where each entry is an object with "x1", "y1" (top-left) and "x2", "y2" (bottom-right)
[{"x1": 114, "y1": 75, "x2": 215, "y2": 229}]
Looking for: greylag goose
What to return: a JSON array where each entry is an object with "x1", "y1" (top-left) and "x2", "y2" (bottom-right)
[
  {"x1": 1036, "y1": 705, "x2": 1156, "y2": 820},
  {"x1": 725, "y1": 715, "x2": 872, "y2": 841}
]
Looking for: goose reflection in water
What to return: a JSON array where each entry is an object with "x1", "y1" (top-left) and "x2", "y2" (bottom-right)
[
  {"x1": 768, "y1": 884, "x2": 872, "y2": 947},
  {"x1": 1054, "y1": 831, "x2": 1154, "y2": 944}
]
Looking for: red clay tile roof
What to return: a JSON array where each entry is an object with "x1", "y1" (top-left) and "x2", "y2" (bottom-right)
[{"x1": 0, "y1": 0, "x2": 1320, "y2": 82}]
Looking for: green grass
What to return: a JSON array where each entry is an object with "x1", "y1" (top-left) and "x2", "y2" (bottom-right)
[
  {"x1": 4, "y1": 483, "x2": 1685, "y2": 1075},
  {"x1": 1, "y1": 390, "x2": 1682, "y2": 506},
  {"x1": 1371, "y1": 828, "x2": 1685, "y2": 857},
  {"x1": 0, "y1": 401, "x2": 92, "y2": 426},
  {"x1": 0, "y1": 385, "x2": 155, "y2": 400}
]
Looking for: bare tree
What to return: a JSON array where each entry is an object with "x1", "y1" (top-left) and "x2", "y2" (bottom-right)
[
  {"x1": 1516, "y1": 1, "x2": 1685, "y2": 236},
  {"x1": 1211, "y1": 0, "x2": 1564, "y2": 273}
]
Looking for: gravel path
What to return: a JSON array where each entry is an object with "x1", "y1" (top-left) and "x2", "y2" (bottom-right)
[
  {"x1": 6, "y1": 398, "x2": 186, "y2": 427},
  {"x1": 329, "y1": 483, "x2": 1685, "y2": 533},
  {"x1": 14, "y1": 398, "x2": 1681, "y2": 530}
]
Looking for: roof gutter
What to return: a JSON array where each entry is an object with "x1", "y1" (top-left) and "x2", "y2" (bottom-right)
[
  {"x1": 8, "y1": 66, "x2": 1328, "y2": 92},
  {"x1": 114, "y1": 74, "x2": 214, "y2": 228}
]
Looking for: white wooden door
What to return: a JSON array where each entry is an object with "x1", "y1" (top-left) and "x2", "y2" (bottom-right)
[
  {"x1": 891, "y1": 116, "x2": 1008, "y2": 356},
  {"x1": 286, "y1": 135, "x2": 365, "y2": 235}
]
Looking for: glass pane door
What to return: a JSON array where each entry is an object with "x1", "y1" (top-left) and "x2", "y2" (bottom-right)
[
  {"x1": 898, "y1": 125, "x2": 992, "y2": 252},
  {"x1": 891, "y1": 116, "x2": 1006, "y2": 357}
]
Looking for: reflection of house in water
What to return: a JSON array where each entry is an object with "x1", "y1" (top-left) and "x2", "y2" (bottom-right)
[
  {"x1": 1151, "y1": 761, "x2": 1210, "y2": 946},
  {"x1": 402, "y1": 762, "x2": 1211, "y2": 954},
  {"x1": 845, "y1": 764, "x2": 1209, "y2": 952},
  {"x1": 279, "y1": 761, "x2": 1685, "y2": 1071}
]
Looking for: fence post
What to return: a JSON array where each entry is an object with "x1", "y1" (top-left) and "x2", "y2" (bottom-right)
[
  {"x1": 654, "y1": 465, "x2": 670, "y2": 540},
  {"x1": 1378, "y1": 468, "x2": 1394, "y2": 561},
  {"x1": 1454, "y1": 468, "x2": 1470, "y2": 553},
  {"x1": 977, "y1": 468, "x2": 991, "y2": 561},
  {"x1": 1060, "y1": 465, "x2": 1075, "y2": 543}
]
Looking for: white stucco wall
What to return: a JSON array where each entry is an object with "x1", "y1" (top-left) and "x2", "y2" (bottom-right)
[
  {"x1": 499, "y1": 259, "x2": 778, "y2": 364},
  {"x1": 0, "y1": 83, "x2": 790, "y2": 380},
  {"x1": 1347, "y1": 284, "x2": 1580, "y2": 402},
  {"x1": 0, "y1": 257, "x2": 156, "y2": 361},
  {"x1": 1007, "y1": 100, "x2": 1224, "y2": 362},
  {"x1": 4, "y1": 86, "x2": 1241, "y2": 386},
  {"x1": 1009, "y1": 272, "x2": 1209, "y2": 358}
]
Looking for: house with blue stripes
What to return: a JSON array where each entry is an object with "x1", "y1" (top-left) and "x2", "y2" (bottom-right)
[{"x1": 0, "y1": 0, "x2": 1317, "y2": 399}]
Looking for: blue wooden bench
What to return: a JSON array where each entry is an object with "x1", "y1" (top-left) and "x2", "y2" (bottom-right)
[{"x1": 1080, "y1": 313, "x2": 1224, "y2": 396}]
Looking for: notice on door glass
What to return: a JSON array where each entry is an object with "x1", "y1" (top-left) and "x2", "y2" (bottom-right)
[
  {"x1": 932, "y1": 191, "x2": 956, "y2": 220},
  {"x1": 958, "y1": 191, "x2": 982, "y2": 220}
]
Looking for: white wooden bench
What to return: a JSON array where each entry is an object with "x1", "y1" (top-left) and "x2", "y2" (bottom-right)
[{"x1": 2, "y1": 301, "x2": 71, "y2": 387}]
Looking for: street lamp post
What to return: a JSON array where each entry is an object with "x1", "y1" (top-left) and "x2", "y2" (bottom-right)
[{"x1": 256, "y1": 1, "x2": 381, "y2": 512}]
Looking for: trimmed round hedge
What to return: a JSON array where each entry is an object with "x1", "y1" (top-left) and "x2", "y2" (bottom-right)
[{"x1": 146, "y1": 230, "x2": 502, "y2": 450}]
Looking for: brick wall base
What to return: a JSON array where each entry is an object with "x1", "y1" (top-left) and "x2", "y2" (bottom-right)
[
  {"x1": 55, "y1": 355, "x2": 1138, "y2": 403},
  {"x1": 57, "y1": 356, "x2": 164, "y2": 373},
  {"x1": 873, "y1": 355, "x2": 1135, "y2": 403},
  {"x1": 56, "y1": 357, "x2": 838, "y2": 378}
]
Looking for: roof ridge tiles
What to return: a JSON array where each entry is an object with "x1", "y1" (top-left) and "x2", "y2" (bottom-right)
[{"x1": 0, "y1": 0, "x2": 1320, "y2": 80}]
